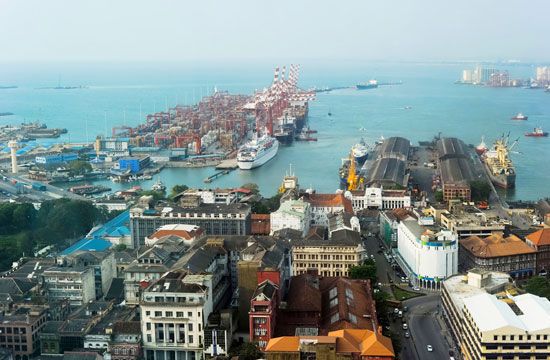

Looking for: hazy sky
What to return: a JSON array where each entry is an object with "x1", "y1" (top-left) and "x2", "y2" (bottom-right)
[{"x1": 1, "y1": 0, "x2": 548, "y2": 63}]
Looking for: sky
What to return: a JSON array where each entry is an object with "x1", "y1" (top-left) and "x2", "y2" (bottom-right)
[{"x1": 0, "y1": 0, "x2": 549, "y2": 63}]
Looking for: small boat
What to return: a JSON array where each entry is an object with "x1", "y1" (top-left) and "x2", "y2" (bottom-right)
[
  {"x1": 525, "y1": 127, "x2": 548, "y2": 137},
  {"x1": 511, "y1": 113, "x2": 528, "y2": 120},
  {"x1": 151, "y1": 177, "x2": 166, "y2": 192},
  {"x1": 476, "y1": 136, "x2": 488, "y2": 155}
]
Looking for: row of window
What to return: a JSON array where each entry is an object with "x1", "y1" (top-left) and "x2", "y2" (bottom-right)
[
  {"x1": 146, "y1": 323, "x2": 198, "y2": 332},
  {"x1": 294, "y1": 263, "x2": 353, "y2": 269},
  {"x1": 492, "y1": 334, "x2": 549, "y2": 342},
  {"x1": 144, "y1": 310, "x2": 201, "y2": 318}
]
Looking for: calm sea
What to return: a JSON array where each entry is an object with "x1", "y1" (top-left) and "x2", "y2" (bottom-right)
[{"x1": 0, "y1": 61, "x2": 548, "y2": 200}]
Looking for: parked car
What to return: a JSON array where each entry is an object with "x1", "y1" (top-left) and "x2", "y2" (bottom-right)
[
  {"x1": 402, "y1": 323, "x2": 408, "y2": 330},
  {"x1": 403, "y1": 306, "x2": 409, "y2": 312},
  {"x1": 404, "y1": 332, "x2": 410, "y2": 338},
  {"x1": 426, "y1": 345, "x2": 433, "y2": 352}
]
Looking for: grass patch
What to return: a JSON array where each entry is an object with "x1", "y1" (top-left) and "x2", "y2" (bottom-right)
[{"x1": 391, "y1": 285, "x2": 424, "y2": 301}]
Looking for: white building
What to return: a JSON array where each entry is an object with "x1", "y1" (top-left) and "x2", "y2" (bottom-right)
[
  {"x1": 349, "y1": 187, "x2": 411, "y2": 212},
  {"x1": 141, "y1": 271, "x2": 214, "y2": 360},
  {"x1": 303, "y1": 193, "x2": 354, "y2": 227},
  {"x1": 95, "y1": 137, "x2": 130, "y2": 157},
  {"x1": 270, "y1": 199, "x2": 311, "y2": 237},
  {"x1": 396, "y1": 219, "x2": 458, "y2": 290},
  {"x1": 181, "y1": 189, "x2": 238, "y2": 205},
  {"x1": 42, "y1": 267, "x2": 96, "y2": 306}
]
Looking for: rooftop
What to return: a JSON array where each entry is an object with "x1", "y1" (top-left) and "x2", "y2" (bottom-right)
[
  {"x1": 144, "y1": 270, "x2": 207, "y2": 294},
  {"x1": 439, "y1": 157, "x2": 476, "y2": 185},
  {"x1": 437, "y1": 137, "x2": 470, "y2": 160},
  {"x1": 460, "y1": 233, "x2": 536, "y2": 258},
  {"x1": 366, "y1": 157, "x2": 407, "y2": 187},
  {"x1": 302, "y1": 193, "x2": 353, "y2": 214},
  {"x1": 526, "y1": 227, "x2": 550, "y2": 246},
  {"x1": 464, "y1": 292, "x2": 550, "y2": 333},
  {"x1": 293, "y1": 229, "x2": 361, "y2": 247},
  {"x1": 378, "y1": 136, "x2": 410, "y2": 160},
  {"x1": 265, "y1": 329, "x2": 394, "y2": 358},
  {"x1": 147, "y1": 224, "x2": 204, "y2": 241}
]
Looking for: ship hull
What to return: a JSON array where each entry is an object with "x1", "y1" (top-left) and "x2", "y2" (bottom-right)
[
  {"x1": 237, "y1": 140, "x2": 279, "y2": 170},
  {"x1": 274, "y1": 132, "x2": 294, "y2": 145},
  {"x1": 356, "y1": 84, "x2": 378, "y2": 90},
  {"x1": 483, "y1": 162, "x2": 516, "y2": 189},
  {"x1": 354, "y1": 153, "x2": 369, "y2": 165}
]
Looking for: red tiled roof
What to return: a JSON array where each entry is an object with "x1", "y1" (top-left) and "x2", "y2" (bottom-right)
[
  {"x1": 460, "y1": 233, "x2": 536, "y2": 258},
  {"x1": 304, "y1": 193, "x2": 354, "y2": 214},
  {"x1": 526, "y1": 228, "x2": 550, "y2": 246},
  {"x1": 251, "y1": 214, "x2": 270, "y2": 235}
]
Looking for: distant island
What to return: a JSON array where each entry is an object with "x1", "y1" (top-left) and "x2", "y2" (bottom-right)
[
  {"x1": 0, "y1": 85, "x2": 17, "y2": 89},
  {"x1": 0, "y1": 112, "x2": 14, "y2": 117}
]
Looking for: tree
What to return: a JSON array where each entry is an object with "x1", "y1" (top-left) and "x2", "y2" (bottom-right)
[
  {"x1": 68, "y1": 160, "x2": 92, "y2": 176},
  {"x1": 170, "y1": 184, "x2": 189, "y2": 198},
  {"x1": 470, "y1": 180, "x2": 492, "y2": 202},
  {"x1": 235, "y1": 342, "x2": 262, "y2": 360},
  {"x1": 525, "y1": 276, "x2": 550, "y2": 299},
  {"x1": 241, "y1": 183, "x2": 260, "y2": 195},
  {"x1": 349, "y1": 259, "x2": 377, "y2": 283},
  {"x1": 434, "y1": 190, "x2": 444, "y2": 202}
]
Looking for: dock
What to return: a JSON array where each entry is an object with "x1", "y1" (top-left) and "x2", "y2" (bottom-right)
[{"x1": 215, "y1": 158, "x2": 238, "y2": 170}]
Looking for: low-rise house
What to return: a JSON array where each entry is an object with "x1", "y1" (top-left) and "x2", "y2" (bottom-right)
[{"x1": 302, "y1": 193, "x2": 354, "y2": 227}]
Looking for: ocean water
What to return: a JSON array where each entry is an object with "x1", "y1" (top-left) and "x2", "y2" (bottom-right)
[{"x1": 0, "y1": 61, "x2": 549, "y2": 200}]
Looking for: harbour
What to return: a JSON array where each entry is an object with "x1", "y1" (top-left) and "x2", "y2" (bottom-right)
[{"x1": 0, "y1": 62, "x2": 549, "y2": 200}]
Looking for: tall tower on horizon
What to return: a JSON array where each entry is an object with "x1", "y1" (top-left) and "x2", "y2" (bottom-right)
[{"x1": 8, "y1": 140, "x2": 18, "y2": 174}]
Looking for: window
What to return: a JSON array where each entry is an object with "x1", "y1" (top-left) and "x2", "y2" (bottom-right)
[
  {"x1": 330, "y1": 313, "x2": 340, "y2": 324},
  {"x1": 188, "y1": 335, "x2": 193, "y2": 343},
  {"x1": 165, "y1": 311, "x2": 173, "y2": 317},
  {"x1": 154, "y1": 311, "x2": 162, "y2": 317},
  {"x1": 493, "y1": 335, "x2": 498, "y2": 341},
  {"x1": 176, "y1": 312, "x2": 184, "y2": 318},
  {"x1": 188, "y1": 323, "x2": 193, "y2": 331},
  {"x1": 146, "y1": 323, "x2": 151, "y2": 331},
  {"x1": 147, "y1": 335, "x2": 152, "y2": 342},
  {"x1": 188, "y1": 312, "x2": 193, "y2": 317}
]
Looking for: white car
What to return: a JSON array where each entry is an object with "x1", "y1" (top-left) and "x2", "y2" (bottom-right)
[{"x1": 426, "y1": 345, "x2": 433, "y2": 352}]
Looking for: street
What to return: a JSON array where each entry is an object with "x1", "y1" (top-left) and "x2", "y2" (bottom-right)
[{"x1": 362, "y1": 226, "x2": 457, "y2": 360}]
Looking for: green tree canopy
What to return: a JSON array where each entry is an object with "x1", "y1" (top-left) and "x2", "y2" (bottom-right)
[
  {"x1": 349, "y1": 259, "x2": 377, "y2": 283},
  {"x1": 241, "y1": 183, "x2": 260, "y2": 194},
  {"x1": 470, "y1": 180, "x2": 492, "y2": 202},
  {"x1": 525, "y1": 276, "x2": 550, "y2": 299},
  {"x1": 170, "y1": 184, "x2": 189, "y2": 198},
  {"x1": 68, "y1": 160, "x2": 92, "y2": 176}
]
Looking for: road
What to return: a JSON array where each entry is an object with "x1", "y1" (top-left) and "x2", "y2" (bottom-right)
[
  {"x1": 362, "y1": 225, "x2": 458, "y2": 360},
  {"x1": 0, "y1": 174, "x2": 89, "y2": 202}
]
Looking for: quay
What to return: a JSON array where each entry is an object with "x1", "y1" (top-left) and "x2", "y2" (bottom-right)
[{"x1": 215, "y1": 158, "x2": 238, "y2": 170}]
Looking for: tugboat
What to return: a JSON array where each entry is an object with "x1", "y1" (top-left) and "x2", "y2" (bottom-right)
[
  {"x1": 482, "y1": 135, "x2": 518, "y2": 189},
  {"x1": 511, "y1": 113, "x2": 528, "y2": 120},
  {"x1": 151, "y1": 177, "x2": 166, "y2": 192},
  {"x1": 476, "y1": 136, "x2": 488, "y2": 155},
  {"x1": 525, "y1": 127, "x2": 549, "y2": 137}
]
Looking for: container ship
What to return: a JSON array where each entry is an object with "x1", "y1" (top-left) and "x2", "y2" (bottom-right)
[
  {"x1": 351, "y1": 139, "x2": 371, "y2": 165},
  {"x1": 356, "y1": 80, "x2": 378, "y2": 90},
  {"x1": 273, "y1": 114, "x2": 296, "y2": 145},
  {"x1": 482, "y1": 135, "x2": 517, "y2": 189},
  {"x1": 237, "y1": 133, "x2": 279, "y2": 170}
]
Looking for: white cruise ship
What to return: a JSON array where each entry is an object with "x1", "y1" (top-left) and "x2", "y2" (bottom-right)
[{"x1": 237, "y1": 133, "x2": 279, "y2": 170}]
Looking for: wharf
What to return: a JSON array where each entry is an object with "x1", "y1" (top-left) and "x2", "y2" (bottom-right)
[
  {"x1": 204, "y1": 168, "x2": 234, "y2": 183},
  {"x1": 216, "y1": 158, "x2": 238, "y2": 170}
]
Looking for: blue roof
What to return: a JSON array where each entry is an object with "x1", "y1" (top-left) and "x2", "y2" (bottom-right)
[
  {"x1": 60, "y1": 236, "x2": 112, "y2": 255},
  {"x1": 60, "y1": 211, "x2": 130, "y2": 255},
  {"x1": 90, "y1": 210, "x2": 130, "y2": 238},
  {"x1": 107, "y1": 226, "x2": 130, "y2": 238}
]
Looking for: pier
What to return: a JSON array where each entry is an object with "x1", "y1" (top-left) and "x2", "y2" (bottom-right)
[{"x1": 204, "y1": 169, "x2": 233, "y2": 183}]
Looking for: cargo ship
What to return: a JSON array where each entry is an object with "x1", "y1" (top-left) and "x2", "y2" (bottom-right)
[
  {"x1": 351, "y1": 138, "x2": 371, "y2": 165},
  {"x1": 356, "y1": 80, "x2": 378, "y2": 90},
  {"x1": 237, "y1": 133, "x2": 279, "y2": 170},
  {"x1": 273, "y1": 114, "x2": 296, "y2": 145},
  {"x1": 482, "y1": 136, "x2": 517, "y2": 189},
  {"x1": 511, "y1": 113, "x2": 528, "y2": 120},
  {"x1": 525, "y1": 127, "x2": 548, "y2": 137}
]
